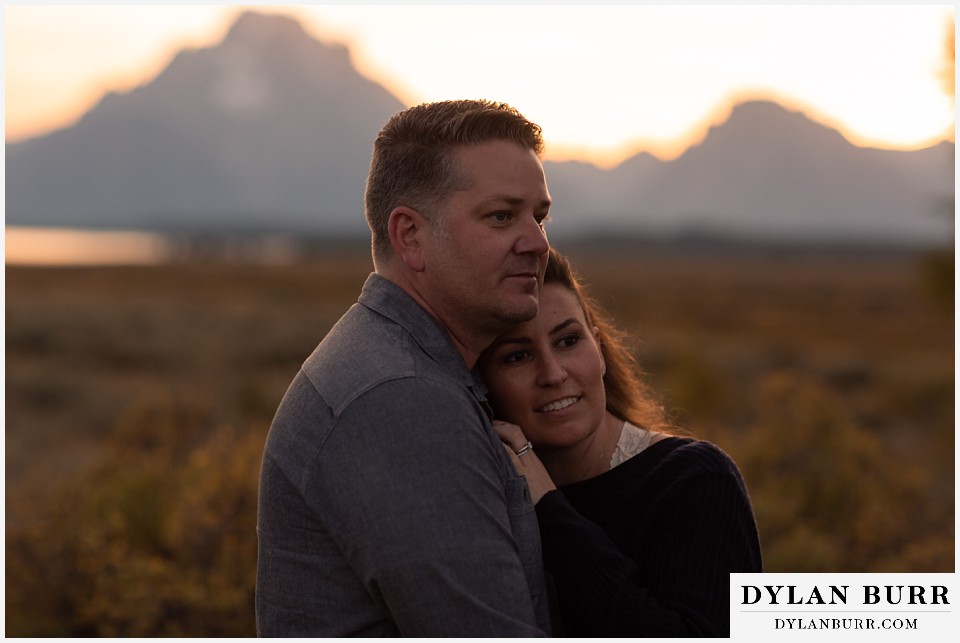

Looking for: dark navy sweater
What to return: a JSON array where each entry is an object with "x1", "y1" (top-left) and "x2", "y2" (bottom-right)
[{"x1": 536, "y1": 437, "x2": 762, "y2": 637}]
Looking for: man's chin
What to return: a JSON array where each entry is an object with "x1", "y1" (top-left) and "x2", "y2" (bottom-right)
[{"x1": 499, "y1": 297, "x2": 540, "y2": 325}]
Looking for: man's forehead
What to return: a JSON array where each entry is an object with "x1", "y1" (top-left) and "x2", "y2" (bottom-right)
[{"x1": 449, "y1": 145, "x2": 548, "y2": 188}]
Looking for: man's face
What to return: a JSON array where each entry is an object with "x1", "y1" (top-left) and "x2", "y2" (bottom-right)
[{"x1": 420, "y1": 140, "x2": 552, "y2": 337}]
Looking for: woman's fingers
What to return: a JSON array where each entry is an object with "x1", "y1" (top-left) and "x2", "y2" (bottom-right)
[
  {"x1": 491, "y1": 420, "x2": 527, "y2": 450},
  {"x1": 501, "y1": 441, "x2": 522, "y2": 467}
]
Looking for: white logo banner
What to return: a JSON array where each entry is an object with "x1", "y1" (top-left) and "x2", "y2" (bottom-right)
[{"x1": 731, "y1": 573, "x2": 957, "y2": 641}]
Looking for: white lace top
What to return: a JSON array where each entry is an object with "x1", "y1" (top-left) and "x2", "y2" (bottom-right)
[{"x1": 610, "y1": 421, "x2": 658, "y2": 468}]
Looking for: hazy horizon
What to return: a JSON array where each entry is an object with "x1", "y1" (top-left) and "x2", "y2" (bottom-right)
[{"x1": 5, "y1": 5, "x2": 954, "y2": 168}]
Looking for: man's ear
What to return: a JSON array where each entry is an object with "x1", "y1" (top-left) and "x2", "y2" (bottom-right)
[{"x1": 388, "y1": 206, "x2": 427, "y2": 272}]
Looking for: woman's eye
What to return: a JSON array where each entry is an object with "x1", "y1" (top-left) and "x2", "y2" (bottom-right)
[
  {"x1": 503, "y1": 350, "x2": 529, "y2": 364},
  {"x1": 557, "y1": 333, "x2": 580, "y2": 348}
]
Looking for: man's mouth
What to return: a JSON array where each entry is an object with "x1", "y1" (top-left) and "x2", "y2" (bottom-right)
[{"x1": 537, "y1": 396, "x2": 580, "y2": 413}]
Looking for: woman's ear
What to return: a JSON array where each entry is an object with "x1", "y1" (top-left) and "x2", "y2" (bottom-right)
[
  {"x1": 593, "y1": 326, "x2": 606, "y2": 376},
  {"x1": 388, "y1": 206, "x2": 426, "y2": 272}
]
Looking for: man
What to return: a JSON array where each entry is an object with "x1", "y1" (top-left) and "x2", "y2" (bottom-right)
[{"x1": 256, "y1": 100, "x2": 553, "y2": 636}]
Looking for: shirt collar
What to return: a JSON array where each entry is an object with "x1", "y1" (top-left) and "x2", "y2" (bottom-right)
[{"x1": 358, "y1": 273, "x2": 489, "y2": 398}]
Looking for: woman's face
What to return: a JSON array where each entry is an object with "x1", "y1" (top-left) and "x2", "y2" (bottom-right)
[{"x1": 480, "y1": 283, "x2": 607, "y2": 451}]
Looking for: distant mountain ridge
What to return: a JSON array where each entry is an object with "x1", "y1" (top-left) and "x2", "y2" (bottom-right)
[
  {"x1": 547, "y1": 101, "x2": 954, "y2": 244},
  {"x1": 6, "y1": 12, "x2": 405, "y2": 234},
  {"x1": 5, "y1": 11, "x2": 954, "y2": 246}
]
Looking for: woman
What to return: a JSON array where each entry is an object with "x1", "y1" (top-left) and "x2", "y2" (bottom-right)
[{"x1": 478, "y1": 248, "x2": 762, "y2": 637}]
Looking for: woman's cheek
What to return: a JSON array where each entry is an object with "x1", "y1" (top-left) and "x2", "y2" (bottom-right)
[{"x1": 493, "y1": 375, "x2": 526, "y2": 422}]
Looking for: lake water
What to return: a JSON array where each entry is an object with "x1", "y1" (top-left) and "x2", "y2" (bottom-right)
[
  {"x1": 5, "y1": 226, "x2": 173, "y2": 266},
  {"x1": 4, "y1": 226, "x2": 305, "y2": 265}
]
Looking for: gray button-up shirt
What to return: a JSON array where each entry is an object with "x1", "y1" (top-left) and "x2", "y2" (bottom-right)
[{"x1": 256, "y1": 274, "x2": 549, "y2": 636}]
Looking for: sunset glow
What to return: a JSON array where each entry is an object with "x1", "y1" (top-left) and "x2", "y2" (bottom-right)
[{"x1": 4, "y1": 4, "x2": 955, "y2": 168}]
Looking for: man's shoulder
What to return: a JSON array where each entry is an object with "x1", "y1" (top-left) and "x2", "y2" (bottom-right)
[
  {"x1": 265, "y1": 303, "x2": 481, "y2": 488},
  {"x1": 309, "y1": 301, "x2": 417, "y2": 369},
  {"x1": 300, "y1": 302, "x2": 461, "y2": 415}
]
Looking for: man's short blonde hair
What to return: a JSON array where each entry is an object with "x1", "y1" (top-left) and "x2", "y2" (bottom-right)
[{"x1": 364, "y1": 100, "x2": 544, "y2": 265}]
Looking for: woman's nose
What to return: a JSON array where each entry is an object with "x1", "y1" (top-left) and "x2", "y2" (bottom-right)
[{"x1": 537, "y1": 353, "x2": 567, "y2": 387}]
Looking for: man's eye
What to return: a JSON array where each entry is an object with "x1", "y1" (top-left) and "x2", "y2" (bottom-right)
[{"x1": 491, "y1": 211, "x2": 512, "y2": 222}]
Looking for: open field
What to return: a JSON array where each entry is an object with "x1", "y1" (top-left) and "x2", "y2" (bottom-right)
[{"x1": 5, "y1": 244, "x2": 954, "y2": 636}]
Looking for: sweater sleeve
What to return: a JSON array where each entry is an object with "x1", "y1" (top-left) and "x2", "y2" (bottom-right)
[{"x1": 535, "y1": 447, "x2": 761, "y2": 637}]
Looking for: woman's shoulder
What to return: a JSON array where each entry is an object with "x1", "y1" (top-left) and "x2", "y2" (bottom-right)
[{"x1": 646, "y1": 435, "x2": 744, "y2": 480}]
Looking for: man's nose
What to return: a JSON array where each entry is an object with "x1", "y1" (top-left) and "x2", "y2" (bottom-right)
[{"x1": 515, "y1": 215, "x2": 549, "y2": 256}]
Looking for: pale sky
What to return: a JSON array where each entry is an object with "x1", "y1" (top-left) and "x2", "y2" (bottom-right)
[{"x1": 3, "y1": 3, "x2": 956, "y2": 167}]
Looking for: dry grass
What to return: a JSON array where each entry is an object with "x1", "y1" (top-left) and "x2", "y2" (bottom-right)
[{"x1": 5, "y1": 245, "x2": 954, "y2": 636}]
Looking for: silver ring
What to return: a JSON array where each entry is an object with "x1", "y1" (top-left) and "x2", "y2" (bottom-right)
[{"x1": 515, "y1": 441, "x2": 533, "y2": 457}]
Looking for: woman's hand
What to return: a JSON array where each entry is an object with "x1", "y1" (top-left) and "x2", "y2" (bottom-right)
[{"x1": 492, "y1": 420, "x2": 557, "y2": 504}]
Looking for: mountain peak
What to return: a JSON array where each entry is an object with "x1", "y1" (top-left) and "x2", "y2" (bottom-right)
[
  {"x1": 721, "y1": 99, "x2": 806, "y2": 132},
  {"x1": 728, "y1": 98, "x2": 796, "y2": 119},
  {"x1": 212, "y1": 10, "x2": 352, "y2": 81},
  {"x1": 680, "y1": 98, "x2": 850, "y2": 158},
  {"x1": 223, "y1": 11, "x2": 310, "y2": 47}
]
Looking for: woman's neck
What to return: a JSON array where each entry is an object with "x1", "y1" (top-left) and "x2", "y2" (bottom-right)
[{"x1": 540, "y1": 412, "x2": 625, "y2": 486}]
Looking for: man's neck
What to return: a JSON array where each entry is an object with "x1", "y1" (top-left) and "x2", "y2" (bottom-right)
[{"x1": 376, "y1": 267, "x2": 493, "y2": 370}]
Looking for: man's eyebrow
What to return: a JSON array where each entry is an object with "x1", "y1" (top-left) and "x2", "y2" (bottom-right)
[{"x1": 485, "y1": 196, "x2": 552, "y2": 209}]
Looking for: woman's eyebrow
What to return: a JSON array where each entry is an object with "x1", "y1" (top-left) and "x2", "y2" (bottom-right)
[
  {"x1": 489, "y1": 335, "x2": 531, "y2": 350},
  {"x1": 549, "y1": 318, "x2": 578, "y2": 335},
  {"x1": 488, "y1": 319, "x2": 579, "y2": 351}
]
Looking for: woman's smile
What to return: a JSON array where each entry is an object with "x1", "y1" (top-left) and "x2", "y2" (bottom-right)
[{"x1": 537, "y1": 396, "x2": 582, "y2": 413}]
